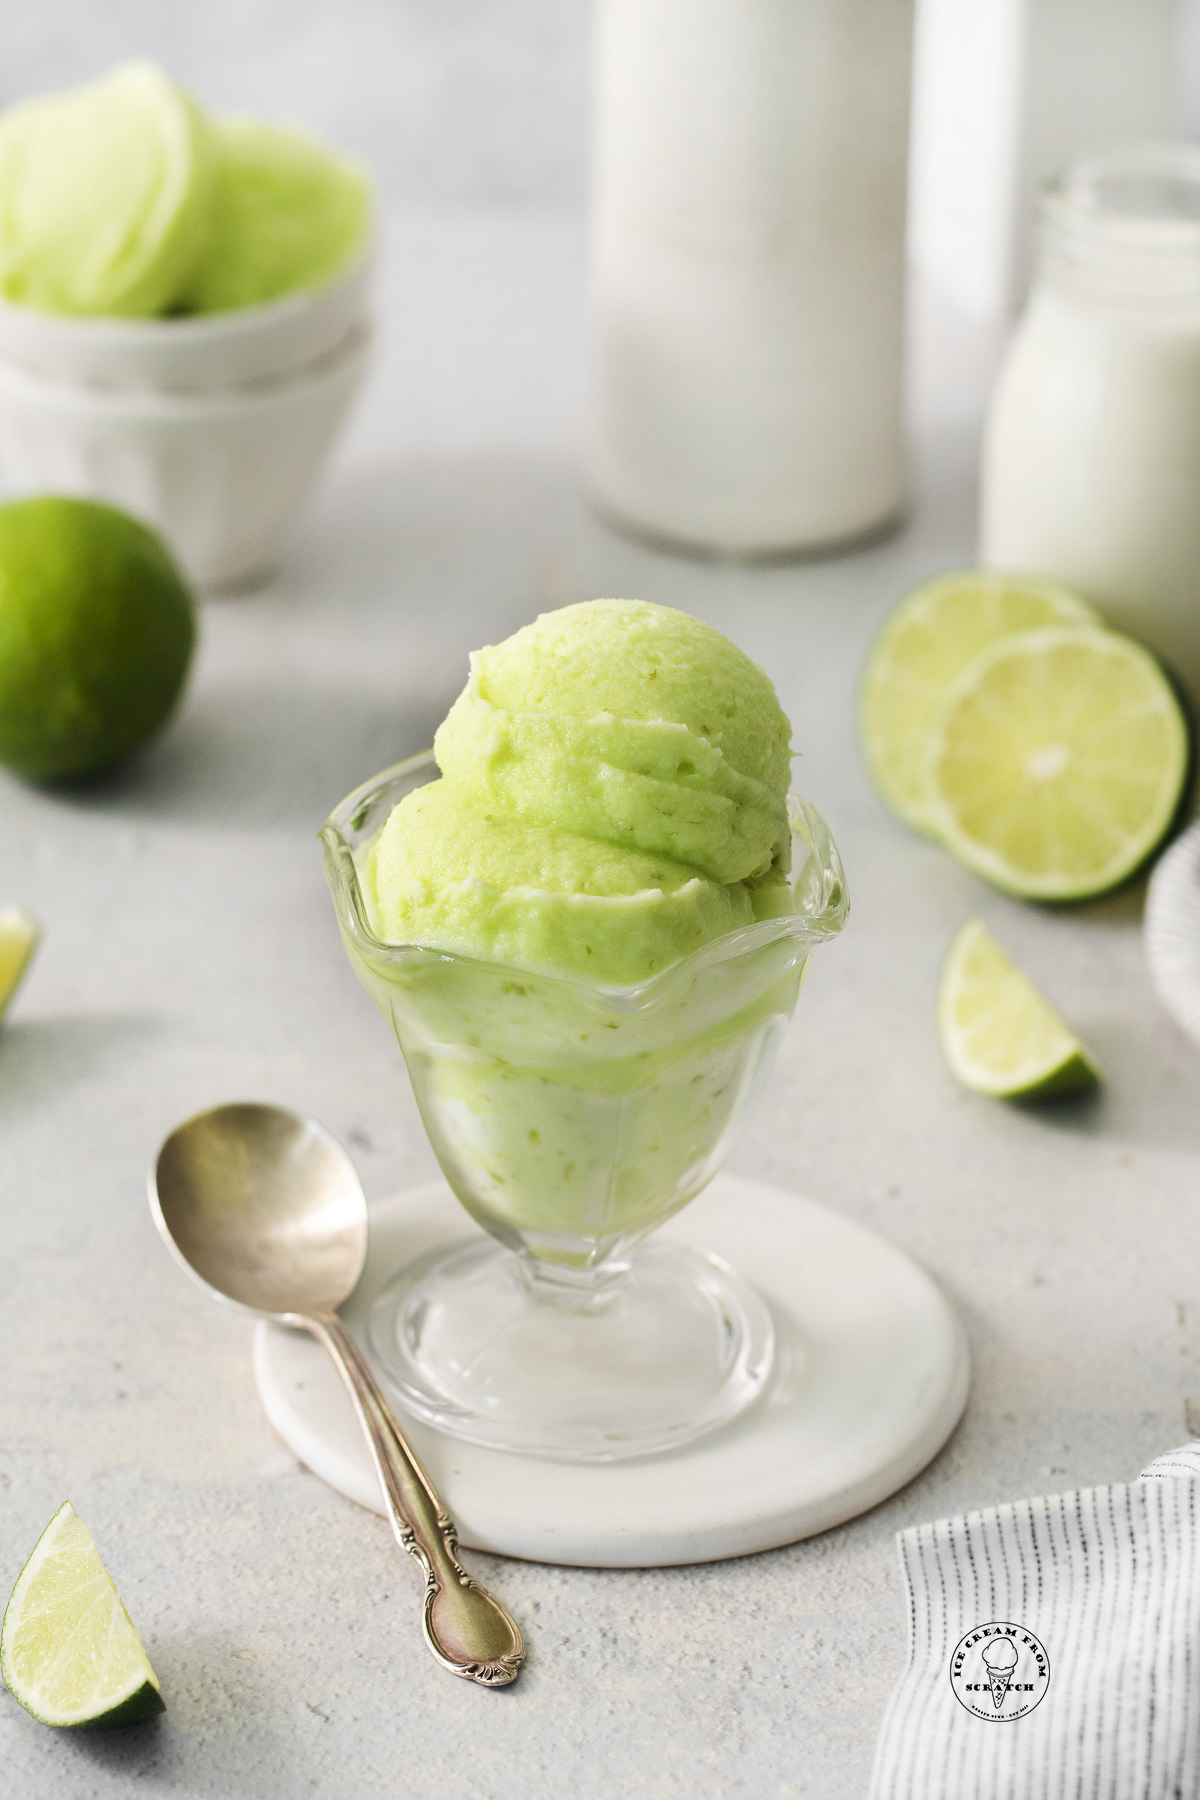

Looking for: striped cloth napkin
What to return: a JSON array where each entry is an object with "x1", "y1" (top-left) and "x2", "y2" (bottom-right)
[{"x1": 869, "y1": 1444, "x2": 1200, "y2": 1798}]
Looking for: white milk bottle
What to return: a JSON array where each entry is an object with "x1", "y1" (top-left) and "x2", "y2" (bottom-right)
[
  {"x1": 587, "y1": 0, "x2": 914, "y2": 557},
  {"x1": 982, "y1": 143, "x2": 1200, "y2": 702}
]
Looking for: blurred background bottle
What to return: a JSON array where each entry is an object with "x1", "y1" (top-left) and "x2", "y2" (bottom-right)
[
  {"x1": 982, "y1": 143, "x2": 1200, "y2": 702},
  {"x1": 587, "y1": 0, "x2": 914, "y2": 558}
]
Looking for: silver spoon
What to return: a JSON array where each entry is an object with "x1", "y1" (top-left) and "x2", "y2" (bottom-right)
[{"x1": 149, "y1": 1101, "x2": 525, "y2": 1688}]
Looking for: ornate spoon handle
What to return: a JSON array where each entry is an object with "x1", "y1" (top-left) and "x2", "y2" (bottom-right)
[{"x1": 307, "y1": 1313, "x2": 525, "y2": 1687}]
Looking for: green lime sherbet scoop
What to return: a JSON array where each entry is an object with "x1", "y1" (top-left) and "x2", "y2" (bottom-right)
[
  {"x1": 0, "y1": 60, "x2": 213, "y2": 316},
  {"x1": 359, "y1": 599, "x2": 799, "y2": 985},
  {"x1": 185, "y1": 118, "x2": 370, "y2": 313},
  {"x1": 435, "y1": 598, "x2": 794, "y2": 886}
]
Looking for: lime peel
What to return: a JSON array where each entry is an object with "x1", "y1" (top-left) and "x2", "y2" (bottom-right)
[
  {"x1": 0, "y1": 903, "x2": 39, "y2": 1020},
  {"x1": 938, "y1": 920, "x2": 1101, "y2": 1099},
  {"x1": 1, "y1": 1502, "x2": 164, "y2": 1729}
]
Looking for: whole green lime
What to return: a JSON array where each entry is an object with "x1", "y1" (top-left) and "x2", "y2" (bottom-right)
[{"x1": 0, "y1": 497, "x2": 196, "y2": 781}]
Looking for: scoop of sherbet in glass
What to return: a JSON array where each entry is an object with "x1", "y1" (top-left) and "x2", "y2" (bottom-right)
[
  {"x1": 322, "y1": 601, "x2": 847, "y2": 1460},
  {"x1": 433, "y1": 597, "x2": 793, "y2": 887},
  {"x1": 185, "y1": 118, "x2": 370, "y2": 314},
  {"x1": 0, "y1": 61, "x2": 213, "y2": 317}
]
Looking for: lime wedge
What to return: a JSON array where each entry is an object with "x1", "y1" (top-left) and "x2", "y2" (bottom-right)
[
  {"x1": 1, "y1": 1502, "x2": 164, "y2": 1729},
  {"x1": 938, "y1": 920, "x2": 1101, "y2": 1097},
  {"x1": 859, "y1": 570, "x2": 1097, "y2": 832},
  {"x1": 925, "y1": 626, "x2": 1190, "y2": 900},
  {"x1": 0, "y1": 904, "x2": 39, "y2": 1020}
]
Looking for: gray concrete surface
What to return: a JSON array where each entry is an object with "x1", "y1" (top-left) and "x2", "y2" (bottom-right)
[{"x1": 2, "y1": 213, "x2": 1199, "y2": 1800}]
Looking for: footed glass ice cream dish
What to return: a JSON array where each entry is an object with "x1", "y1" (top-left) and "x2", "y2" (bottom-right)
[
  {"x1": 323, "y1": 753, "x2": 846, "y2": 1462},
  {"x1": 321, "y1": 599, "x2": 847, "y2": 1461}
]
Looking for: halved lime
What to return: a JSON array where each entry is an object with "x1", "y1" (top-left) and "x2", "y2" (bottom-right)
[
  {"x1": 859, "y1": 570, "x2": 1097, "y2": 832},
  {"x1": 925, "y1": 626, "x2": 1190, "y2": 900},
  {"x1": 0, "y1": 904, "x2": 38, "y2": 1020},
  {"x1": 1, "y1": 1502, "x2": 164, "y2": 1729},
  {"x1": 938, "y1": 920, "x2": 1101, "y2": 1097}
]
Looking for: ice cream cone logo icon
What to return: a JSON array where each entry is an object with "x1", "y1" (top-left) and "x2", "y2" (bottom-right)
[
  {"x1": 950, "y1": 1621, "x2": 1049, "y2": 1721},
  {"x1": 981, "y1": 1637, "x2": 1018, "y2": 1709}
]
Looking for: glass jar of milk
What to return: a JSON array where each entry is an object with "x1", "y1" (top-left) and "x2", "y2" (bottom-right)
[
  {"x1": 982, "y1": 143, "x2": 1200, "y2": 702},
  {"x1": 588, "y1": 0, "x2": 914, "y2": 558}
]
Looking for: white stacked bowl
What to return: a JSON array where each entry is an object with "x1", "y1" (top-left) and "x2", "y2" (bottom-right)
[{"x1": 0, "y1": 255, "x2": 371, "y2": 589}]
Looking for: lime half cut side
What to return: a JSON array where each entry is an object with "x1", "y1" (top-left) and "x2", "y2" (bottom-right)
[
  {"x1": 859, "y1": 570, "x2": 1097, "y2": 833},
  {"x1": 938, "y1": 920, "x2": 1101, "y2": 1098},
  {"x1": 925, "y1": 626, "x2": 1191, "y2": 901},
  {"x1": 1, "y1": 1502, "x2": 164, "y2": 1729},
  {"x1": 0, "y1": 904, "x2": 39, "y2": 1020}
]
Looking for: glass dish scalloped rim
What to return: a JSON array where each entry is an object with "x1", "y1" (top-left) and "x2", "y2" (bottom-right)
[{"x1": 321, "y1": 749, "x2": 850, "y2": 1010}]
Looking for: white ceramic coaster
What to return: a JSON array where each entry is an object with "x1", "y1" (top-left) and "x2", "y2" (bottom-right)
[{"x1": 254, "y1": 1175, "x2": 969, "y2": 1568}]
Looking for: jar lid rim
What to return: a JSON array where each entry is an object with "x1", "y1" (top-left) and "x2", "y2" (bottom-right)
[{"x1": 1043, "y1": 141, "x2": 1200, "y2": 239}]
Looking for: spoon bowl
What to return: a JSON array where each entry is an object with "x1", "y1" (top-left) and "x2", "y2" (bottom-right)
[{"x1": 153, "y1": 1102, "x2": 367, "y2": 1318}]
